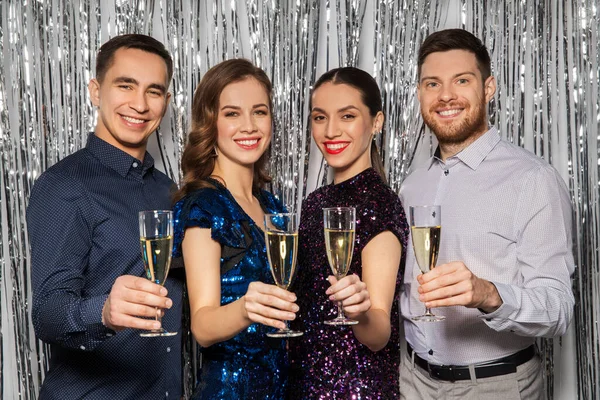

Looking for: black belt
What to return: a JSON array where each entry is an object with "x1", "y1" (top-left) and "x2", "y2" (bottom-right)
[{"x1": 407, "y1": 343, "x2": 536, "y2": 382}]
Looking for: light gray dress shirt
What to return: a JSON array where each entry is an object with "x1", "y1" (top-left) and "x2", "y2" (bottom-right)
[{"x1": 399, "y1": 127, "x2": 575, "y2": 366}]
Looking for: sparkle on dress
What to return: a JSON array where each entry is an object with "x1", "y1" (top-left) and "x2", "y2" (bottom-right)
[
  {"x1": 173, "y1": 178, "x2": 287, "y2": 400},
  {"x1": 288, "y1": 168, "x2": 409, "y2": 399}
]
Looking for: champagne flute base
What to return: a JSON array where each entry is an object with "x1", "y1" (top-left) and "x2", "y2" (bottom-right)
[
  {"x1": 324, "y1": 317, "x2": 359, "y2": 326},
  {"x1": 411, "y1": 314, "x2": 445, "y2": 322},
  {"x1": 140, "y1": 329, "x2": 178, "y2": 337},
  {"x1": 266, "y1": 329, "x2": 303, "y2": 338}
]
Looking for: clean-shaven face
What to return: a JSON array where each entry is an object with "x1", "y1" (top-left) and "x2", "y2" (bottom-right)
[
  {"x1": 215, "y1": 78, "x2": 272, "y2": 168},
  {"x1": 311, "y1": 82, "x2": 382, "y2": 181},
  {"x1": 89, "y1": 47, "x2": 171, "y2": 159}
]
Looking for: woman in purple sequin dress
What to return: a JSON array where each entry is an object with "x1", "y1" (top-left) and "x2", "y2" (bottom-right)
[{"x1": 288, "y1": 67, "x2": 409, "y2": 399}]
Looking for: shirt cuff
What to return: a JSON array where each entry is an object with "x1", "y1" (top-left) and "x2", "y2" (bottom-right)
[
  {"x1": 478, "y1": 282, "x2": 518, "y2": 323},
  {"x1": 81, "y1": 294, "x2": 116, "y2": 338}
]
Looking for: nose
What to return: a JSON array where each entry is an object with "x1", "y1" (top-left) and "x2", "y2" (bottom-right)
[
  {"x1": 240, "y1": 112, "x2": 257, "y2": 133},
  {"x1": 438, "y1": 84, "x2": 457, "y2": 103},
  {"x1": 324, "y1": 119, "x2": 341, "y2": 139},
  {"x1": 129, "y1": 90, "x2": 149, "y2": 113}
]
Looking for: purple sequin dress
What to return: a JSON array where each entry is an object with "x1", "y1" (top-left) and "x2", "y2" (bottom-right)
[{"x1": 288, "y1": 168, "x2": 409, "y2": 399}]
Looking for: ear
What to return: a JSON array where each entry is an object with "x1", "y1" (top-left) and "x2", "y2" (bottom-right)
[
  {"x1": 162, "y1": 92, "x2": 172, "y2": 117},
  {"x1": 88, "y1": 79, "x2": 100, "y2": 107},
  {"x1": 484, "y1": 76, "x2": 496, "y2": 103},
  {"x1": 373, "y1": 111, "x2": 385, "y2": 134}
]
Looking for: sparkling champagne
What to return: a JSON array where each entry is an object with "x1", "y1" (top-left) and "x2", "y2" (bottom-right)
[
  {"x1": 266, "y1": 231, "x2": 298, "y2": 290},
  {"x1": 411, "y1": 226, "x2": 441, "y2": 274},
  {"x1": 140, "y1": 236, "x2": 173, "y2": 285},
  {"x1": 324, "y1": 228, "x2": 355, "y2": 279}
]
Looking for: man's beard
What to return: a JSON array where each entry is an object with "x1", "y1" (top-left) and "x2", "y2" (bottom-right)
[{"x1": 421, "y1": 100, "x2": 488, "y2": 145}]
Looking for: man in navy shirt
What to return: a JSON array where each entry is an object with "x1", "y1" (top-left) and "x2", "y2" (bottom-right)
[{"x1": 27, "y1": 34, "x2": 182, "y2": 399}]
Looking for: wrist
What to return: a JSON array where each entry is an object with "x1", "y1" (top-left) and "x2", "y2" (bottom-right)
[
  {"x1": 101, "y1": 299, "x2": 116, "y2": 331},
  {"x1": 480, "y1": 281, "x2": 503, "y2": 313},
  {"x1": 239, "y1": 296, "x2": 252, "y2": 324}
]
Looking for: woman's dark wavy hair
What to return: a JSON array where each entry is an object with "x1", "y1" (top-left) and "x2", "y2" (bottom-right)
[
  {"x1": 311, "y1": 67, "x2": 387, "y2": 183},
  {"x1": 173, "y1": 59, "x2": 273, "y2": 203}
]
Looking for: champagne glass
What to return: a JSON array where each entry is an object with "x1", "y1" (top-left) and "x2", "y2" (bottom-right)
[
  {"x1": 139, "y1": 210, "x2": 178, "y2": 337},
  {"x1": 264, "y1": 213, "x2": 303, "y2": 338},
  {"x1": 323, "y1": 207, "x2": 359, "y2": 326},
  {"x1": 410, "y1": 205, "x2": 445, "y2": 322}
]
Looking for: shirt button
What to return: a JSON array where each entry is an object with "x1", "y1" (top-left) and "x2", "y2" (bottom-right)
[
  {"x1": 166, "y1": 347, "x2": 171, "y2": 353},
  {"x1": 165, "y1": 391, "x2": 169, "y2": 397},
  {"x1": 132, "y1": 162, "x2": 139, "y2": 168},
  {"x1": 80, "y1": 345, "x2": 86, "y2": 350}
]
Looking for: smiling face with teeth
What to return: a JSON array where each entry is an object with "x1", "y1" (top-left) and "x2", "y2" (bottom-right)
[
  {"x1": 214, "y1": 77, "x2": 272, "y2": 170},
  {"x1": 311, "y1": 82, "x2": 383, "y2": 183},
  {"x1": 88, "y1": 47, "x2": 171, "y2": 160},
  {"x1": 418, "y1": 49, "x2": 496, "y2": 159}
]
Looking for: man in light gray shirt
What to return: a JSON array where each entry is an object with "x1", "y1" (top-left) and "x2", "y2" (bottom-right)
[{"x1": 399, "y1": 29, "x2": 575, "y2": 400}]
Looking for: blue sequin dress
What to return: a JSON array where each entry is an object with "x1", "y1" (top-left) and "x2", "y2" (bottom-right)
[
  {"x1": 288, "y1": 168, "x2": 409, "y2": 399},
  {"x1": 173, "y1": 178, "x2": 287, "y2": 400}
]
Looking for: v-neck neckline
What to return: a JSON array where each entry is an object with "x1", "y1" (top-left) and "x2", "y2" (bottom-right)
[{"x1": 206, "y1": 177, "x2": 267, "y2": 236}]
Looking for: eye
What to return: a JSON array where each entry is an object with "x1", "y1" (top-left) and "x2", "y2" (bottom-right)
[
  {"x1": 312, "y1": 114, "x2": 325, "y2": 122},
  {"x1": 341, "y1": 114, "x2": 356, "y2": 120},
  {"x1": 254, "y1": 109, "x2": 269, "y2": 116},
  {"x1": 148, "y1": 90, "x2": 163, "y2": 97},
  {"x1": 224, "y1": 111, "x2": 239, "y2": 117},
  {"x1": 425, "y1": 82, "x2": 439, "y2": 89},
  {"x1": 118, "y1": 84, "x2": 133, "y2": 90},
  {"x1": 457, "y1": 78, "x2": 469, "y2": 85}
]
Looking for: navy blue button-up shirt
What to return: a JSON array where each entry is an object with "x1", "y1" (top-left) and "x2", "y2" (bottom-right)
[{"x1": 27, "y1": 133, "x2": 183, "y2": 400}]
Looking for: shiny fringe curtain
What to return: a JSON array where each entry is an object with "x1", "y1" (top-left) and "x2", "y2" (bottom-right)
[{"x1": 0, "y1": 1, "x2": 597, "y2": 399}]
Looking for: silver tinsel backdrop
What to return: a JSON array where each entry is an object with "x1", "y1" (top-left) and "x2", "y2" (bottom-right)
[{"x1": 0, "y1": 0, "x2": 598, "y2": 399}]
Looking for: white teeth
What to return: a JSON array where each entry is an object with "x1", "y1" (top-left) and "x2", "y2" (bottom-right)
[
  {"x1": 439, "y1": 109, "x2": 461, "y2": 117},
  {"x1": 122, "y1": 116, "x2": 145, "y2": 124},
  {"x1": 326, "y1": 143, "x2": 348, "y2": 150},
  {"x1": 237, "y1": 139, "x2": 258, "y2": 146}
]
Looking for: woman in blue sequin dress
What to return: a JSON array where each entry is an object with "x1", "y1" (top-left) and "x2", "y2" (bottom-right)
[
  {"x1": 172, "y1": 59, "x2": 297, "y2": 399},
  {"x1": 288, "y1": 68, "x2": 409, "y2": 398}
]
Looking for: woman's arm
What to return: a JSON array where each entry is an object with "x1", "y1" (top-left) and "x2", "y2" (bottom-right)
[
  {"x1": 327, "y1": 230, "x2": 401, "y2": 351},
  {"x1": 182, "y1": 226, "x2": 298, "y2": 347}
]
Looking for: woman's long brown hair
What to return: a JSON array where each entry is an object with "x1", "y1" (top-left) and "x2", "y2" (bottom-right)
[{"x1": 173, "y1": 59, "x2": 273, "y2": 203}]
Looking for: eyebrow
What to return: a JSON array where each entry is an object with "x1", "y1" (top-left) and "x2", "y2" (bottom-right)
[
  {"x1": 220, "y1": 103, "x2": 269, "y2": 111},
  {"x1": 420, "y1": 71, "x2": 478, "y2": 83},
  {"x1": 112, "y1": 76, "x2": 167, "y2": 93},
  {"x1": 312, "y1": 105, "x2": 360, "y2": 114}
]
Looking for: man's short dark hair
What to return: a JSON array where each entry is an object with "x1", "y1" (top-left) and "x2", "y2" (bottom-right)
[
  {"x1": 95, "y1": 34, "x2": 173, "y2": 83},
  {"x1": 418, "y1": 29, "x2": 491, "y2": 81}
]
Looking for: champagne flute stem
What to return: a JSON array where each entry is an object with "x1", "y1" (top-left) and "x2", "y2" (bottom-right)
[
  {"x1": 337, "y1": 301, "x2": 344, "y2": 320},
  {"x1": 155, "y1": 306, "x2": 162, "y2": 328}
]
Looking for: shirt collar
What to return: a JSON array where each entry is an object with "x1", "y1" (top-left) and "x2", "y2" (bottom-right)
[
  {"x1": 86, "y1": 133, "x2": 154, "y2": 177},
  {"x1": 428, "y1": 126, "x2": 500, "y2": 170}
]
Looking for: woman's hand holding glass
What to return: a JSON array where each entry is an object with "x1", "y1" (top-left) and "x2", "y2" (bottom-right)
[
  {"x1": 242, "y1": 281, "x2": 299, "y2": 331},
  {"x1": 325, "y1": 273, "x2": 371, "y2": 319}
]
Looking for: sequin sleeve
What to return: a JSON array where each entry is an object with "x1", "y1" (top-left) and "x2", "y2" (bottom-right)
[
  {"x1": 354, "y1": 185, "x2": 409, "y2": 260},
  {"x1": 172, "y1": 188, "x2": 250, "y2": 259}
]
